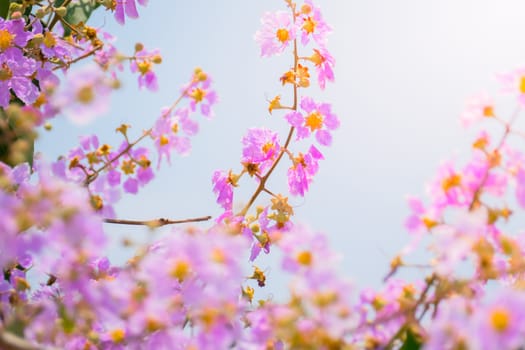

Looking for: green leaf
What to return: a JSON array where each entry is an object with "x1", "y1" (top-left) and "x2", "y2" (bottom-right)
[
  {"x1": 399, "y1": 328, "x2": 423, "y2": 350},
  {"x1": 0, "y1": 0, "x2": 9, "y2": 19},
  {"x1": 63, "y1": 0, "x2": 100, "y2": 31}
]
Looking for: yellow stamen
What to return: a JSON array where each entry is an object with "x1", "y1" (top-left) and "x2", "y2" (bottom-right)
[
  {"x1": 302, "y1": 17, "x2": 316, "y2": 34},
  {"x1": 296, "y1": 250, "x2": 312, "y2": 266},
  {"x1": 76, "y1": 85, "x2": 95, "y2": 104},
  {"x1": 190, "y1": 88, "x2": 206, "y2": 103},
  {"x1": 159, "y1": 135, "x2": 169, "y2": 146},
  {"x1": 490, "y1": 307, "x2": 510, "y2": 333},
  {"x1": 483, "y1": 106, "x2": 494, "y2": 117},
  {"x1": 442, "y1": 174, "x2": 461, "y2": 192},
  {"x1": 170, "y1": 260, "x2": 190, "y2": 282},
  {"x1": 422, "y1": 217, "x2": 438, "y2": 229},
  {"x1": 520, "y1": 77, "x2": 525, "y2": 94},
  {"x1": 305, "y1": 111, "x2": 324, "y2": 131},
  {"x1": 276, "y1": 28, "x2": 289, "y2": 43},
  {"x1": 43, "y1": 31, "x2": 56, "y2": 48},
  {"x1": 262, "y1": 142, "x2": 274, "y2": 155},
  {"x1": 109, "y1": 329, "x2": 125, "y2": 343},
  {"x1": 120, "y1": 159, "x2": 136, "y2": 175},
  {"x1": 137, "y1": 60, "x2": 151, "y2": 75},
  {"x1": 0, "y1": 29, "x2": 14, "y2": 51},
  {"x1": 211, "y1": 248, "x2": 226, "y2": 263}
]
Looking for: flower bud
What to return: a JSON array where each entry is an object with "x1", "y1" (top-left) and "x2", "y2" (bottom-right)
[
  {"x1": 135, "y1": 42, "x2": 144, "y2": 52},
  {"x1": 55, "y1": 6, "x2": 68, "y2": 17}
]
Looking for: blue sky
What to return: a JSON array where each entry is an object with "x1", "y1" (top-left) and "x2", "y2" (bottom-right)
[{"x1": 37, "y1": 1, "x2": 525, "y2": 291}]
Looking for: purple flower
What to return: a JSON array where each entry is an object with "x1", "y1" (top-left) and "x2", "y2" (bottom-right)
[
  {"x1": 212, "y1": 170, "x2": 236, "y2": 211},
  {"x1": 255, "y1": 11, "x2": 296, "y2": 57},
  {"x1": 114, "y1": 0, "x2": 149, "y2": 25},
  {"x1": 53, "y1": 64, "x2": 113, "y2": 124},
  {"x1": 297, "y1": 0, "x2": 332, "y2": 46},
  {"x1": 287, "y1": 145, "x2": 323, "y2": 196},
  {"x1": 241, "y1": 128, "x2": 281, "y2": 174},
  {"x1": 0, "y1": 49, "x2": 39, "y2": 107},
  {"x1": 285, "y1": 97, "x2": 339, "y2": 146}
]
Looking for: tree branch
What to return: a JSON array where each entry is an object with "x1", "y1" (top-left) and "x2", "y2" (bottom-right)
[{"x1": 103, "y1": 215, "x2": 212, "y2": 228}]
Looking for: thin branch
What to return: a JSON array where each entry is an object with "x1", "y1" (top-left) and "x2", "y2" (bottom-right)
[
  {"x1": 103, "y1": 215, "x2": 212, "y2": 228},
  {"x1": 48, "y1": 0, "x2": 73, "y2": 31}
]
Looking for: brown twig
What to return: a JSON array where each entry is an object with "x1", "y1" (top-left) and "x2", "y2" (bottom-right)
[{"x1": 103, "y1": 215, "x2": 212, "y2": 228}]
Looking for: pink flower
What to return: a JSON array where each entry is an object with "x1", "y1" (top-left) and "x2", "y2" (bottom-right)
[
  {"x1": 241, "y1": 128, "x2": 281, "y2": 175},
  {"x1": 404, "y1": 196, "x2": 441, "y2": 234},
  {"x1": 309, "y1": 47, "x2": 335, "y2": 89},
  {"x1": 114, "y1": 0, "x2": 148, "y2": 25},
  {"x1": 497, "y1": 67, "x2": 525, "y2": 106},
  {"x1": 212, "y1": 170, "x2": 236, "y2": 211},
  {"x1": 287, "y1": 145, "x2": 323, "y2": 196},
  {"x1": 459, "y1": 93, "x2": 495, "y2": 127},
  {"x1": 255, "y1": 11, "x2": 296, "y2": 57},
  {"x1": 285, "y1": 97, "x2": 339, "y2": 146},
  {"x1": 297, "y1": 0, "x2": 332, "y2": 46},
  {"x1": 183, "y1": 69, "x2": 217, "y2": 118},
  {"x1": 129, "y1": 47, "x2": 161, "y2": 91},
  {"x1": 53, "y1": 64, "x2": 113, "y2": 125},
  {"x1": 152, "y1": 107, "x2": 195, "y2": 167}
]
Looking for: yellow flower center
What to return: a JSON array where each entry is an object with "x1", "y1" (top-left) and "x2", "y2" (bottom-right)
[
  {"x1": 190, "y1": 88, "x2": 206, "y2": 103},
  {"x1": 171, "y1": 260, "x2": 190, "y2": 282},
  {"x1": 137, "y1": 60, "x2": 151, "y2": 75},
  {"x1": 442, "y1": 174, "x2": 461, "y2": 192},
  {"x1": 422, "y1": 217, "x2": 438, "y2": 229},
  {"x1": 296, "y1": 250, "x2": 312, "y2": 266},
  {"x1": 262, "y1": 142, "x2": 275, "y2": 155},
  {"x1": 76, "y1": 85, "x2": 95, "y2": 104},
  {"x1": 490, "y1": 307, "x2": 510, "y2": 333},
  {"x1": 0, "y1": 29, "x2": 14, "y2": 51},
  {"x1": 276, "y1": 28, "x2": 290, "y2": 43},
  {"x1": 483, "y1": 106, "x2": 494, "y2": 117},
  {"x1": 145, "y1": 317, "x2": 164, "y2": 332},
  {"x1": 120, "y1": 159, "x2": 136, "y2": 175},
  {"x1": 305, "y1": 111, "x2": 324, "y2": 132},
  {"x1": 159, "y1": 134, "x2": 169, "y2": 146},
  {"x1": 109, "y1": 328, "x2": 125, "y2": 343},
  {"x1": 302, "y1": 17, "x2": 317, "y2": 34},
  {"x1": 520, "y1": 77, "x2": 525, "y2": 94},
  {"x1": 43, "y1": 31, "x2": 57, "y2": 48},
  {"x1": 211, "y1": 248, "x2": 226, "y2": 264},
  {"x1": 171, "y1": 123, "x2": 179, "y2": 134}
]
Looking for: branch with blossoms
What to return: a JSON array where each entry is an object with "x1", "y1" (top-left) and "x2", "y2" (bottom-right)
[{"x1": 212, "y1": 0, "x2": 338, "y2": 264}]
